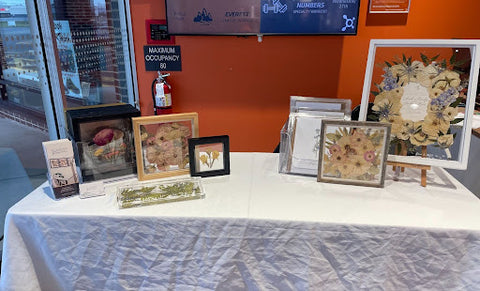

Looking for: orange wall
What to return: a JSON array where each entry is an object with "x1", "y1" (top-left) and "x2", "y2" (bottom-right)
[{"x1": 130, "y1": 0, "x2": 480, "y2": 152}]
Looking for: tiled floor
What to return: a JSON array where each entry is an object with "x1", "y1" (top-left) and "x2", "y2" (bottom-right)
[{"x1": 0, "y1": 117, "x2": 48, "y2": 189}]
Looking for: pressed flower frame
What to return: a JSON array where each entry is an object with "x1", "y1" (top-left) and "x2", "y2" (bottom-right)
[
  {"x1": 317, "y1": 120, "x2": 391, "y2": 187},
  {"x1": 132, "y1": 113, "x2": 199, "y2": 181},
  {"x1": 188, "y1": 135, "x2": 230, "y2": 177},
  {"x1": 359, "y1": 39, "x2": 480, "y2": 169}
]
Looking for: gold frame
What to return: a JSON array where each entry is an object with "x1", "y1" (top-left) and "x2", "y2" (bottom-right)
[{"x1": 132, "y1": 113, "x2": 199, "y2": 181}]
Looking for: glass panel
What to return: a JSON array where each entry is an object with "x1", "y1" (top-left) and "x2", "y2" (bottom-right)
[
  {"x1": 363, "y1": 43, "x2": 476, "y2": 169},
  {"x1": 50, "y1": 0, "x2": 134, "y2": 107},
  {"x1": 0, "y1": 1, "x2": 49, "y2": 243}
]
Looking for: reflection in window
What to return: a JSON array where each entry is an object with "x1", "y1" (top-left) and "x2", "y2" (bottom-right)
[{"x1": 51, "y1": 0, "x2": 134, "y2": 108}]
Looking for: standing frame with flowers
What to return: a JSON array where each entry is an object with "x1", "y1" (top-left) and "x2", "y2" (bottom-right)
[
  {"x1": 359, "y1": 39, "x2": 480, "y2": 169},
  {"x1": 188, "y1": 135, "x2": 230, "y2": 177},
  {"x1": 318, "y1": 120, "x2": 391, "y2": 187},
  {"x1": 132, "y1": 113, "x2": 199, "y2": 181}
]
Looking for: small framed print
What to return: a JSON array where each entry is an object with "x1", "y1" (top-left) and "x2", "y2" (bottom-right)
[
  {"x1": 359, "y1": 39, "x2": 480, "y2": 169},
  {"x1": 132, "y1": 113, "x2": 199, "y2": 181},
  {"x1": 318, "y1": 120, "x2": 391, "y2": 188},
  {"x1": 188, "y1": 135, "x2": 230, "y2": 177}
]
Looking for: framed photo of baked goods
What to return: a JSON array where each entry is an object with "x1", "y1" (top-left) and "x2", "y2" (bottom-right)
[
  {"x1": 65, "y1": 104, "x2": 140, "y2": 182},
  {"x1": 359, "y1": 39, "x2": 480, "y2": 169},
  {"x1": 132, "y1": 113, "x2": 199, "y2": 181}
]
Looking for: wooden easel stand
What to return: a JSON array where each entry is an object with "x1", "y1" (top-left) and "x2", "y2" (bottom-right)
[{"x1": 388, "y1": 146, "x2": 430, "y2": 187}]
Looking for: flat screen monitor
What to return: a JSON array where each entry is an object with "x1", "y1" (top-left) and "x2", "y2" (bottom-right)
[{"x1": 165, "y1": 0, "x2": 360, "y2": 35}]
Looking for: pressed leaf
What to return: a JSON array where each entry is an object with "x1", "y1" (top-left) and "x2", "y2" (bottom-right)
[
  {"x1": 371, "y1": 91, "x2": 379, "y2": 96},
  {"x1": 431, "y1": 54, "x2": 440, "y2": 62},
  {"x1": 441, "y1": 59, "x2": 447, "y2": 68},
  {"x1": 454, "y1": 59, "x2": 469, "y2": 67},
  {"x1": 420, "y1": 53, "x2": 429, "y2": 65},
  {"x1": 450, "y1": 118, "x2": 463, "y2": 124},
  {"x1": 367, "y1": 114, "x2": 379, "y2": 121},
  {"x1": 326, "y1": 133, "x2": 337, "y2": 141},
  {"x1": 449, "y1": 53, "x2": 457, "y2": 66},
  {"x1": 385, "y1": 61, "x2": 392, "y2": 67},
  {"x1": 450, "y1": 97, "x2": 464, "y2": 108}
]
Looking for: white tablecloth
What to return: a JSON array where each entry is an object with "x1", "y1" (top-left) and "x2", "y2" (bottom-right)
[{"x1": 1, "y1": 153, "x2": 480, "y2": 290}]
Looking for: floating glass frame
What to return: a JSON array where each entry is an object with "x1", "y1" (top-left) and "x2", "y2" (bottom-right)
[
  {"x1": 317, "y1": 120, "x2": 391, "y2": 188},
  {"x1": 132, "y1": 113, "x2": 199, "y2": 181},
  {"x1": 116, "y1": 177, "x2": 205, "y2": 209},
  {"x1": 359, "y1": 39, "x2": 480, "y2": 169},
  {"x1": 188, "y1": 135, "x2": 230, "y2": 178}
]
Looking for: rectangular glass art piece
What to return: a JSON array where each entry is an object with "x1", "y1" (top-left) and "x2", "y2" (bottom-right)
[{"x1": 117, "y1": 177, "x2": 204, "y2": 209}]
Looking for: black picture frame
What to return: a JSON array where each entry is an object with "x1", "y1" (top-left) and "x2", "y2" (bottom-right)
[
  {"x1": 188, "y1": 135, "x2": 230, "y2": 177},
  {"x1": 65, "y1": 104, "x2": 140, "y2": 182}
]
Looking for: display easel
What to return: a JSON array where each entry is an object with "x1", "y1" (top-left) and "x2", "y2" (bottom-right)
[{"x1": 387, "y1": 145, "x2": 430, "y2": 187}]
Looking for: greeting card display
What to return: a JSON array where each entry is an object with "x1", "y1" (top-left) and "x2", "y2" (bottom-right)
[{"x1": 279, "y1": 97, "x2": 352, "y2": 176}]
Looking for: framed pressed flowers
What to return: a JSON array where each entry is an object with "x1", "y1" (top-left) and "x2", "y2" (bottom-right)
[
  {"x1": 359, "y1": 39, "x2": 480, "y2": 169},
  {"x1": 132, "y1": 113, "x2": 199, "y2": 181},
  {"x1": 317, "y1": 120, "x2": 391, "y2": 187},
  {"x1": 188, "y1": 135, "x2": 230, "y2": 177}
]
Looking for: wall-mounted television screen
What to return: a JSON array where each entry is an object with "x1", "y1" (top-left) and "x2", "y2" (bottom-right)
[{"x1": 165, "y1": 0, "x2": 360, "y2": 35}]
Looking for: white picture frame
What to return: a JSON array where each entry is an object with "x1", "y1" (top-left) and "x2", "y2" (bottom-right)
[{"x1": 359, "y1": 39, "x2": 480, "y2": 169}]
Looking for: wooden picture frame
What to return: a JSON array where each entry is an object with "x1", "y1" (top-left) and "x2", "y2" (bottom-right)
[
  {"x1": 132, "y1": 113, "x2": 199, "y2": 181},
  {"x1": 317, "y1": 120, "x2": 391, "y2": 188},
  {"x1": 359, "y1": 39, "x2": 480, "y2": 169},
  {"x1": 188, "y1": 135, "x2": 230, "y2": 177}
]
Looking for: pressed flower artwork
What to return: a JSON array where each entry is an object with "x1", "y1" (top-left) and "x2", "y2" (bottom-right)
[
  {"x1": 188, "y1": 135, "x2": 230, "y2": 177},
  {"x1": 195, "y1": 143, "x2": 224, "y2": 171},
  {"x1": 370, "y1": 50, "x2": 466, "y2": 153},
  {"x1": 318, "y1": 120, "x2": 391, "y2": 187},
  {"x1": 133, "y1": 113, "x2": 199, "y2": 181},
  {"x1": 359, "y1": 40, "x2": 480, "y2": 169}
]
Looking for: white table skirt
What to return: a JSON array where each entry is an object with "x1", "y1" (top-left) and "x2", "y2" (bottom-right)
[{"x1": 2, "y1": 153, "x2": 480, "y2": 290}]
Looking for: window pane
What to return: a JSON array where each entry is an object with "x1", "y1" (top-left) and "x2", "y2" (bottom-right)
[
  {"x1": 51, "y1": 0, "x2": 134, "y2": 107},
  {"x1": 0, "y1": 1, "x2": 48, "y2": 241}
]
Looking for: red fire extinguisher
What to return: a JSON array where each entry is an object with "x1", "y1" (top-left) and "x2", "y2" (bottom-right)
[{"x1": 152, "y1": 71, "x2": 173, "y2": 115}]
